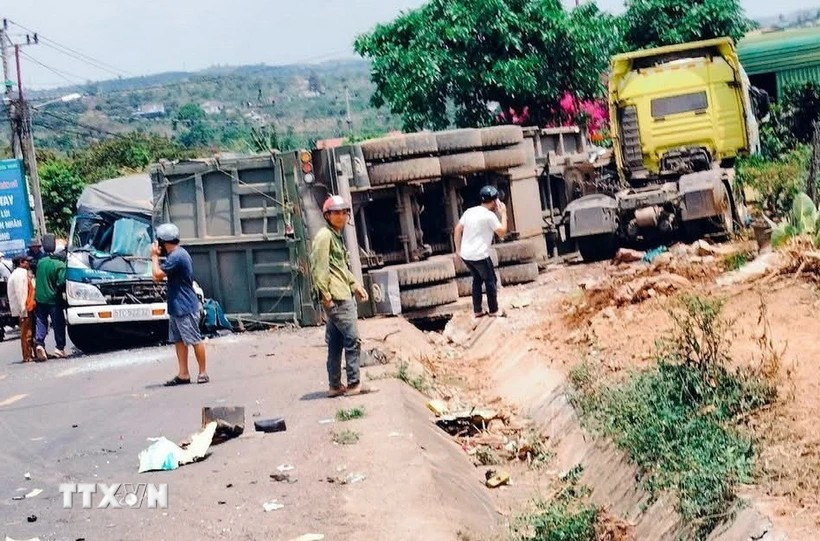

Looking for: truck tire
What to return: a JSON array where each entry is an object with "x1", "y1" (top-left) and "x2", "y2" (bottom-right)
[
  {"x1": 400, "y1": 281, "x2": 459, "y2": 311},
  {"x1": 449, "y1": 250, "x2": 499, "y2": 276},
  {"x1": 484, "y1": 146, "x2": 527, "y2": 171},
  {"x1": 68, "y1": 325, "x2": 106, "y2": 354},
  {"x1": 577, "y1": 234, "x2": 617, "y2": 262},
  {"x1": 435, "y1": 128, "x2": 483, "y2": 152},
  {"x1": 498, "y1": 262, "x2": 540, "y2": 286},
  {"x1": 392, "y1": 258, "x2": 456, "y2": 287},
  {"x1": 361, "y1": 133, "x2": 438, "y2": 161},
  {"x1": 494, "y1": 240, "x2": 537, "y2": 265},
  {"x1": 479, "y1": 125, "x2": 524, "y2": 148},
  {"x1": 367, "y1": 157, "x2": 442, "y2": 186},
  {"x1": 439, "y1": 152, "x2": 486, "y2": 176}
]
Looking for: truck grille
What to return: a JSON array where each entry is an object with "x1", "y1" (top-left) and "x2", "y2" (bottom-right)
[{"x1": 96, "y1": 281, "x2": 166, "y2": 304}]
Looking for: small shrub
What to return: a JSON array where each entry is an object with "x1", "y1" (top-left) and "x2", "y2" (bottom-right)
[
  {"x1": 331, "y1": 429, "x2": 360, "y2": 445},
  {"x1": 736, "y1": 146, "x2": 810, "y2": 217},
  {"x1": 571, "y1": 295, "x2": 777, "y2": 539},
  {"x1": 395, "y1": 361, "x2": 429, "y2": 393},
  {"x1": 336, "y1": 406, "x2": 366, "y2": 422},
  {"x1": 512, "y1": 464, "x2": 599, "y2": 541}
]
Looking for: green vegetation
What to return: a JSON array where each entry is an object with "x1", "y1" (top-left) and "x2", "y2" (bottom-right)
[
  {"x1": 395, "y1": 361, "x2": 429, "y2": 393},
  {"x1": 511, "y1": 465, "x2": 599, "y2": 541},
  {"x1": 736, "y1": 146, "x2": 811, "y2": 218},
  {"x1": 570, "y1": 296, "x2": 777, "y2": 539},
  {"x1": 335, "y1": 406, "x2": 366, "y2": 422},
  {"x1": 331, "y1": 429, "x2": 360, "y2": 445}
]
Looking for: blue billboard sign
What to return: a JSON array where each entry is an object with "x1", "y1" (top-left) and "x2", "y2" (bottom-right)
[{"x1": 0, "y1": 159, "x2": 34, "y2": 256}]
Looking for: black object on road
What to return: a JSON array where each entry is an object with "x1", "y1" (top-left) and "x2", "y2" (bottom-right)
[
  {"x1": 254, "y1": 417, "x2": 287, "y2": 433},
  {"x1": 202, "y1": 406, "x2": 245, "y2": 444}
]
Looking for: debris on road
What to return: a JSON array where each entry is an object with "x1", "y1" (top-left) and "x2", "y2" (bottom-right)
[
  {"x1": 327, "y1": 472, "x2": 366, "y2": 485},
  {"x1": 360, "y1": 347, "x2": 390, "y2": 367},
  {"x1": 288, "y1": 535, "x2": 324, "y2": 541},
  {"x1": 138, "y1": 422, "x2": 216, "y2": 473},
  {"x1": 642, "y1": 245, "x2": 668, "y2": 263},
  {"x1": 11, "y1": 488, "x2": 43, "y2": 501},
  {"x1": 510, "y1": 296, "x2": 533, "y2": 309},
  {"x1": 435, "y1": 408, "x2": 500, "y2": 437},
  {"x1": 262, "y1": 500, "x2": 284, "y2": 512},
  {"x1": 26, "y1": 515, "x2": 37, "y2": 523},
  {"x1": 318, "y1": 418, "x2": 335, "y2": 424},
  {"x1": 613, "y1": 248, "x2": 645, "y2": 264},
  {"x1": 270, "y1": 473, "x2": 297, "y2": 483},
  {"x1": 202, "y1": 406, "x2": 245, "y2": 444},
  {"x1": 484, "y1": 470, "x2": 510, "y2": 488},
  {"x1": 23, "y1": 472, "x2": 31, "y2": 480},
  {"x1": 277, "y1": 464, "x2": 295, "y2": 473},
  {"x1": 5, "y1": 537, "x2": 41, "y2": 541},
  {"x1": 426, "y1": 399, "x2": 449, "y2": 417},
  {"x1": 254, "y1": 417, "x2": 287, "y2": 433}
]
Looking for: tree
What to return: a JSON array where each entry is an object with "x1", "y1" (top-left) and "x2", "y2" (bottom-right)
[
  {"x1": 621, "y1": 0, "x2": 754, "y2": 52},
  {"x1": 781, "y1": 82, "x2": 820, "y2": 145},
  {"x1": 38, "y1": 159, "x2": 86, "y2": 236},
  {"x1": 72, "y1": 133, "x2": 191, "y2": 182},
  {"x1": 173, "y1": 103, "x2": 216, "y2": 148},
  {"x1": 354, "y1": 0, "x2": 621, "y2": 131}
]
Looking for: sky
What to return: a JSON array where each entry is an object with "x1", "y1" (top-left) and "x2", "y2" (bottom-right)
[{"x1": 2, "y1": 0, "x2": 814, "y2": 90}]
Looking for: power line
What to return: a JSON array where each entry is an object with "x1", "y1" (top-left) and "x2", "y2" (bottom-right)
[
  {"x1": 6, "y1": 18, "x2": 130, "y2": 78},
  {"x1": 18, "y1": 50, "x2": 87, "y2": 93},
  {"x1": 36, "y1": 109, "x2": 126, "y2": 139}
]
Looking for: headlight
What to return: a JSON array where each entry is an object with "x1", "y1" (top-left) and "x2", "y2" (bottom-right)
[{"x1": 66, "y1": 281, "x2": 106, "y2": 305}]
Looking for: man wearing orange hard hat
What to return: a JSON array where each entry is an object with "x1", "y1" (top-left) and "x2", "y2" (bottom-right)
[{"x1": 309, "y1": 195, "x2": 375, "y2": 398}]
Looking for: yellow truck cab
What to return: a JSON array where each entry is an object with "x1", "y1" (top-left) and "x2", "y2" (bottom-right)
[{"x1": 562, "y1": 37, "x2": 768, "y2": 261}]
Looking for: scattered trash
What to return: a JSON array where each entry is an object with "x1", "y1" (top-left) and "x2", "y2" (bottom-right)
[
  {"x1": 202, "y1": 406, "x2": 245, "y2": 444},
  {"x1": 642, "y1": 245, "x2": 668, "y2": 263},
  {"x1": 218, "y1": 501, "x2": 226, "y2": 505},
  {"x1": 262, "y1": 500, "x2": 284, "y2": 512},
  {"x1": 26, "y1": 515, "x2": 37, "y2": 523},
  {"x1": 11, "y1": 488, "x2": 41, "y2": 501},
  {"x1": 254, "y1": 417, "x2": 286, "y2": 433},
  {"x1": 327, "y1": 472, "x2": 366, "y2": 485},
  {"x1": 5, "y1": 537, "x2": 41, "y2": 541},
  {"x1": 436, "y1": 408, "x2": 500, "y2": 437},
  {"x1": 388, "y1": 432, "x2": 403, "y2": 438},
  {"x1": 270, "y1": 472, "x2": 297, "y2": 483},
  {"x1": 613, "y1": 248, "x2": 645, "y2": 264},
  {"x1": 277, "y1": 464, "x2": 295, "y2": 473},
  {"x1": 226, "y1": 483, "x2": 233, "y2": 488},
  {"x1": 72, "y1": 424, "x2": 78, "y2": 428},
  {"x1": 288, "y1": 535, "x2": 324, "y2": 541},
  {"x1": 426, "y1": 399, "x2": 449, "y2": 417},
  {"x1": 23, "y1": 472, "x2": 31, "y2": 480},
  {"x1": 137, "y1": 422, "x2": 216, "y2": 473},
  {"x1": 360, "y1": 347, "x2": 390, "y2": 367},
  {"x1": 484, "y1": 470, "x2": 510, "y2": 488},
  {"x1": 318, "y1": 418, "x2": 335, "y2": 424}
]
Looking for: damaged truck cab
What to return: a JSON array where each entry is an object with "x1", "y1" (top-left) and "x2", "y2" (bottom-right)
[
  {"x1": 65, "y1": 174, "x2": 202, "y2": 353},
  {"x1": 562, "y1": 37, "x2": 767, "y2": 261}
]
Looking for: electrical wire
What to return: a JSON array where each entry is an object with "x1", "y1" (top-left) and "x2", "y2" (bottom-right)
[
  {"x1": 36, "y1": 109, "x2": 126, "y2": 139},
  {"x1": 18, "y1": 50, "x2": 87, "y2": 93}
]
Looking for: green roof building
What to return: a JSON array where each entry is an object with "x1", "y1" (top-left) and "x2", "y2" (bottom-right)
[{"x1": 737, "y1": 26, "x2": 820, "y2": 99}]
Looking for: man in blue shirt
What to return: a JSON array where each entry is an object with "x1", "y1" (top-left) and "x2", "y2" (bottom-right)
[{"x1": 151, "y1": 223, "x2": 208, "y2": 386}]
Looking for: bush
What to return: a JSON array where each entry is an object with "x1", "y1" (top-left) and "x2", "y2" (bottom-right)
[
  {"x1": 736, "y1": 146, "x2": 810, "y2": 217},
  {"x1": 571, "y1": 296, "x2": 777, "y2": 539}
]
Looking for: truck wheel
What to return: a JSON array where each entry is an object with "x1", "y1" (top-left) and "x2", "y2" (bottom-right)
[
  {"x1": 68, "y1": 325, "x2": 104, "y2": 354},
  {"x1": 400, "y1": 281, "x2": 459, "y2": 311},
  {"x1": 392, "y1": 258, "x2": 456, "y2": 287},
  {"x1": 435, "y1": 129, "x2": 483, "y2": 152},
  {"x1": 361, "y1": 133, "x2": 438, "y2": 161},
  {"x1": 494, "y1": 240, "x2": 537, "y2": 265},
  {"x1": 577, "y1": 234, "x2": 617, "y2": 262},
  {"x1": 439, "y1": 152, "x2": 486, "y2": 176},
  {"x1": 483, "y1": 147, "x2": 527, "y2": 170},
  {"x1": 498, "y1": 262, "x2": 540, "y2": 286},
  {"x1": 367, "y1": 157, "x2": 442, "y2": 186},
  {"x1": 479, "y1": 125, "x2": 524, "y2": 148}
]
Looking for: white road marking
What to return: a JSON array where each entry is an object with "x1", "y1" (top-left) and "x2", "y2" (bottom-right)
[{"x1": 0, "y1": 393, "x2": 28, "y2": 407}]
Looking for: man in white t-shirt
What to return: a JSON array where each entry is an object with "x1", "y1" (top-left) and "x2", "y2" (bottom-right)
[{"x1": 453, "y1": 185, "x2": 508, "y2": 317}]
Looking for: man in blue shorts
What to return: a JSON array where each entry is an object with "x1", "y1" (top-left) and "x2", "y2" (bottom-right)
[{"x1": 151, "y1": 223, "x2": 208, "y2": 386}]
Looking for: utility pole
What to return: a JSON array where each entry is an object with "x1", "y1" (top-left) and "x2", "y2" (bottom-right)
[
  {"x1": 0, "y1": 19, "x2": 21, "y2": 159},
  {"x1": 344, "y1": 86, "x2": 353, "y2": 136}
]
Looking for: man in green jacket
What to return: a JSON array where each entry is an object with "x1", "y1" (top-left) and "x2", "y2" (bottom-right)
[
  {"x1": 310, "y1": 195, "x2": 372, "y2": 397},
  {"x1": 34, "y1": 253, "x2": 67, "y2": 361}
]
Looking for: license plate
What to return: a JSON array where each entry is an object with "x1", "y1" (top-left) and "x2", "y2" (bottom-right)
[{"x1": 113, "y1": 307, "x2": 152, "y2": 320}]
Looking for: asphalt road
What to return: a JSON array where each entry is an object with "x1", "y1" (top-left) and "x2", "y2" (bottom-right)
[{"x1": 0, "y1": 321, "x2": 498, "y2": 541}]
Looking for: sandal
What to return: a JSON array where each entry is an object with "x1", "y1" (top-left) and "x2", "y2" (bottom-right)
[
  {"x1": 197, "y1": 374, "x2": 210, "y2": 384},
  {"x1": 164, "y1": 376, "x2": 191, "y2": 387}
]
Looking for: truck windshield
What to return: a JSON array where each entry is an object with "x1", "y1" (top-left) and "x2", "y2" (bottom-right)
[{"x1": 69, "y1": 216, "x2": 153, "y2": 274}]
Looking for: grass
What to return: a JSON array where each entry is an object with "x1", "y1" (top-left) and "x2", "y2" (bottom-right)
[
  {"x1": 395, "y1": 360, "x2": 430, "y2": 393},
  {"x1": 335, "y1": 406, "x2": 366, "y2": 422},
  {"x1": 723, "y1": 251, "x2": 754, "y2": 272},
  {"x1": 331, "y1": 429, "x2": 360, "y2": 445},
  {"x1": 511, "y1": 465, "x2": 599, "y2": 541},
  {"x1": 570, "y1": 295, "x2": 777, "y2": 539}
]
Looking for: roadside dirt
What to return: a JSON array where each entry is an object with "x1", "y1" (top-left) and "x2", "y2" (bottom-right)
[{"x1": 375, "y1": 239, "x2": 820, "y2": 540}]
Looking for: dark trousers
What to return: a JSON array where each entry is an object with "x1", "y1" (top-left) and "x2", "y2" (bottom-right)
[
  {"x1": 464, "y1": 257, "x2": 498, "y2": 315},
  {"x1": 35, "y1": 303, "x2": 66, "y2": 350},
  {"x1": 324, "y1": 298, "x2": 361, "y2": 388}
]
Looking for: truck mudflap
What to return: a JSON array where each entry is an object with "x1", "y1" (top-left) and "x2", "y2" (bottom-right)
[
  {"x1": 562, "y1": 194, "x2": 618, "y2": 241},
  {"x1": 678, "y1": 170, "x2": 729, "y2": 222}
]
